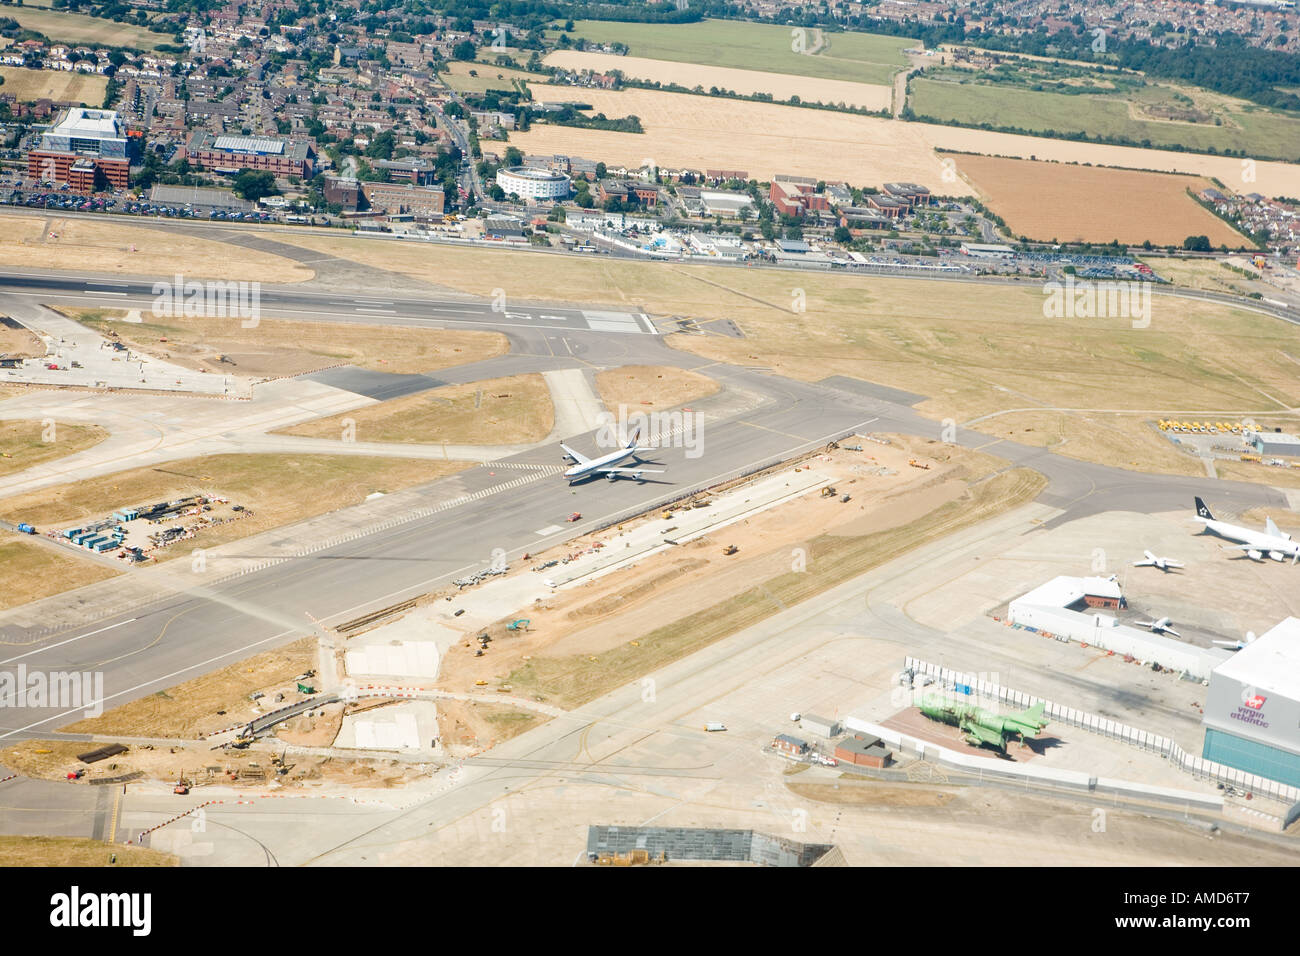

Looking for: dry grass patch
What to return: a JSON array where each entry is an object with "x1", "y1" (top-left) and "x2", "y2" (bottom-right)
[
  {"x1": 594, "y1": 364, "x2": 719, "y2": 413},
  {"x1": 64, "y1": 307, "x2": 506, "y2": 377},
  {"x1": 787, "y1": 780, "x2": 956, "y2": 807},
  {"x1": 0, "y1": 216, "x2": 311, "y2": 282},
  {"x1": 0, "y1": 321, "x2": 44, "y2": 359},
  {"x1": 275, "y1": 374, "x2": 553, "y2": 445},
  {"x1": 956, "y1": 154, "x2": 1247, "y2": 246},
  {"x1": 0, "y1": 420, "x2": 108, "y2": 477},
  {"x1": 62, "y1": 637, "x2": 317, "y2": 738},
  {"x1": 0, "y1": 66, "x2": 107, "y2": 103},
  {"x1": 0, "y1": 836, "x2": 176, "y2": 867},
  {"x1": 0, "y1": 537, "x2": 120, "y2": 610},
  {"x1": 0, "y1": 454, "x2": 468, "y2": 560}
]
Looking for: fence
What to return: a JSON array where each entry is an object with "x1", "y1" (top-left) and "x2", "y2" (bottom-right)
[{"x1": 904, "y1": 657, "x2": 1300, "y2": 805}]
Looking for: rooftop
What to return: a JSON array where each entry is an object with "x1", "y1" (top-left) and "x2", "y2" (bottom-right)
[
  {"x1": 1213, "y1": 617, "x2": 1300, "y2": 697},
  {"x1": 52, "y1": 108, "x2": 123, "y2": 138}
]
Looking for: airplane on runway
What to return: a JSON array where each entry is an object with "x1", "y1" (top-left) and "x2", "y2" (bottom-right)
[
  {"x1": 1194, "y1": 497, "x2": 1300, "y2": 564},
  {"x1": 1133, "y1": 616, "x2": 1181, "y2": 638},
  {"x1": 1214, "y1": 632, "x2": 1256, "y2": 651},
  {"x1": 561, "y1": 427, "x2": 666, "y2": 484},
  {"x1": 1132, "y1": 550, "x2": 1184, "y2": 572}
]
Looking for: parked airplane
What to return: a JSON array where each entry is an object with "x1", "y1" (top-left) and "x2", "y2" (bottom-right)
[
  {"x1": 561, "y1": 427, "x2": 665, "y2": 484},
  {"x1": 1134, "y1": 616, "x2": 1181, "y2": 638},
  {"x1": 1132, "y1": 550, "x2": 1184, "y2": 572},
  {"x1": 1194, "y1": 497, "x2": 1300, "y2": 563},
  {"x1": 1214, "y1": 631, "x2": 1257, "y2": 652}
]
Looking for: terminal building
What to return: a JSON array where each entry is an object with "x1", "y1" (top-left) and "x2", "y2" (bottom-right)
[
  {"x1": 26, "y1": 108, "x2": 137, "y2": 190},
  {"x1": 1202, "y1": 617, "x2": 1300, "y2": 788},
  {"x1": 186, "y1": 132, "x2": 314, "y2": 179}
]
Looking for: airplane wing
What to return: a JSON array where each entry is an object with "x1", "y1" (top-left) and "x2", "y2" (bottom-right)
[
  {"x1": 1166, "y1": 561, "x2": 1185, "y2": 568},
  {"x1": 962, "y1": 721, "x2": 1006, "y2": 748},
  {"x1": 560, "y1": 443, "x2": 591, "y2": 466},
  {"x1": 1132, "y1": 559, "x2": 1155, "y2": 567},
  {"x1": 597, "y1": 466, "x2": 666, "y2": 474}
]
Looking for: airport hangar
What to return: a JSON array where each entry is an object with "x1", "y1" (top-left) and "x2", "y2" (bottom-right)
[{"x1": 1202, "y1": 617, "x2": 1300, "y2": 789}]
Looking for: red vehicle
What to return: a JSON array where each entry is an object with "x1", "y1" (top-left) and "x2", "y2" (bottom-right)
[{"x1": 567, "y1": 512, "x2": 582, "y2": 522}]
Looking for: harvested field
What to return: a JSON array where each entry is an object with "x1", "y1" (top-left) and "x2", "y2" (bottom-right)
[
  {"x1": 504, "y1": 86, "x2": 1300, "y2": 197},
  {"x1": 0, "y1": 454, "x2": 468, "y2": 560},
  {"x1": 594, "y1": 364, "x2": 719, "y2": 413},
  {"x1": 0, "y1": 7, "x2": 165, "y2": 49},
  {"x1": 954, "y1": 154, "x2": 1248, "y2": 246},
  {"x1": 275, "y1": 374, "x2": 554, "y2": 445},
  {"x1": 0, "y1": 216, "x2": 312, "y2": 282},
  {"x1": 542, "y1": 50, "x2": 891, "y2": 111},
  {"x1": 62, "y1": 637, "x2": 317, "y2": 738},
  {"x1": 787, "y1": 780, "x2": 957, "y2": 808},
  {"x1": 66, "y1": 307, "x2": 506, "y2": 377},
  {"x1": 0, "y1": 836, "x2": 176, "y2": 867},
  {"x1": 0, "y1": 66, "x2": 107, "y2": 104},
  {"x1": 0, "y1": 537, "x2": 120, "y2": 610},
  {"x1": 0, "y1": 420, "x2": 108, "y2": 478}
]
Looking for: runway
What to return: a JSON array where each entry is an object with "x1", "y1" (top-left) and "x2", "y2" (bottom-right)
[{"x1": 0, "y1": 262, "x2": 1289, "y2": 742}]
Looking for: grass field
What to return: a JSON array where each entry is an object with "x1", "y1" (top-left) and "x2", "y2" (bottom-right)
[
  {"x1": 0, "y1": 7, "x2": 166, "y2": 50},
  {"x1": 505, "y1": 460, "x2": 1045, "y2": 709},
  {"x1": 564, "y1": 19, "x2": 914, "y2": 86},
  {"x1": 0, "y1": 536, "x2": 120, "y2": 609},
  {"x1": 440, "y1": 60, "x2": 544, "y2": 95},
  {"x1": 0, "y1": 419, "x2": 108, "y2": 478},
  {"x1": 543, "y1": 50, "x2": 891, "y2": 111},
  {"x1": 0, "y1": 66, "x2": 107, "y2": 105},
  {"x1": 955, "y1": 154, "x2": 1248, "y2": 246},
  {"x1": 0, "y1": 215, "x2": 312, "y2": 283},
  {"x1": 594, "y1": 364, "x2": 719, "y2": 412},
  {"x1": 68, "y1": 307, "x2": 507, "y2": 378},
  {"x1": 0, "y1": 836, "x2": 176, "y2": 867},
  {"x1": 62, "y1": 637, "x2": 316, "y2": 737},
  {"x1": 504, "y1": 85, "x2": 1300, "y2": 196},
  {"x1": 0, "y1": 454, "x2": 468, "y2": 559},
  {"x1": 275, "y1": 374, "x2": 554, "y2": 445},
  {"x1": 272, "y1": 232, "x2": 1300, "y2": 480},
  {"x1": 911, "y1": 77, "x2": 1300, "y2": 161}
]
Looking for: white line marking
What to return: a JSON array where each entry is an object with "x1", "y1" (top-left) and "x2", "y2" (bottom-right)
[{"x1": 0, "y1": 617, "x2": 138, "y2": 665}]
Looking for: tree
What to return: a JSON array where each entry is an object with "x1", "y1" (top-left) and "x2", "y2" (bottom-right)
[
  {"x1": 451, "y1": 39, "x2": 476, "y2": 61},
  {"x1": 548, "y1": 205, "x2": 565, "y2": 222},
  {"x1": 232, "y1": 169, "x2": 279, "y2": 202},
  {"x1": 833, "y1": 226, "x2": 851, "y2": 244},
  {"x1": 504, "y1": 146, "x2": 523, "y2": 167},
  {"x1": 1183, "y1": 234, "x2": 1212, "y2": 252}
]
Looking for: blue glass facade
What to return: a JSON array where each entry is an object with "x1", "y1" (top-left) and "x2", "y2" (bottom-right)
[{"x1": 1203, "y1": 728, "x2": 1300, "y2": 789}]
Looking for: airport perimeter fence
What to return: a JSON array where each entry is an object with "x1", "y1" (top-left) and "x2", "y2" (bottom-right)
[{"x1": 904, "y1": 657, "x2": 1300, "y2": 807}]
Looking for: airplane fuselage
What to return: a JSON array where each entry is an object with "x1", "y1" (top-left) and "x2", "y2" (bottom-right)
[
  {"x1": 564, "y1": 445, "x2": 640, "y2": 482},
  {"x1": 1197, "y1": 517, "x2": 1300, "y2": 559}
]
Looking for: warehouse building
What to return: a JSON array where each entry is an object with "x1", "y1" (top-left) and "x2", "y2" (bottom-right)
[
  {"x1": 1007, "y1": 574, "x2": 1227, "y2": 680},
  {"x1": 186, "y1": 132, "x2": 314, "y2": 179},
  {"x1": 27, "y1": 108, "x2": 137, "y2": 189},
  {"x1": 1202, "y1": 617, "x2": 1300, "y2": 788},
  {"x1": 1251, "y1": 430, "x2": 1300, "y2": 458},
  {"x1": 360, "y1": 182, "x2": 445, "y2": 220}
]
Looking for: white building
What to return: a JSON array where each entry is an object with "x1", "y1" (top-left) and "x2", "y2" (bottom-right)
[
  {"x1": 1202, "y1": 617, "x2": 1300, "y2": 788},
  {"x1": 1007, "y1": 575, "x2": 1226, "y2": 680},
  {"x1": 495, "y1": 166, "x2": 570, "y2": 202}
]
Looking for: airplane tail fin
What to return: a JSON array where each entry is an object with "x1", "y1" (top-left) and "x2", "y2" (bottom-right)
[
  {"x1": 1019, "y1": 700, "x2": 1047, "y2": 729},
  {"x1": 1194, "y1": 497, "x2": 1214, "y2": 521},
  {"x1": 626, "y1": 426, "x2": 641, "y2": 449}
]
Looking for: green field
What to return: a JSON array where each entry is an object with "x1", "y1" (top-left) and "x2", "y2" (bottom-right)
[
  {"x1": 910, "y1": 76, "x2": 1300, "y2": 160},
  {"x1": 0, "y1": 7, "x2": 166, "y2": 50},
  {"x1": 563, "y1": 18, "x2": 914, "y2": 85}
]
